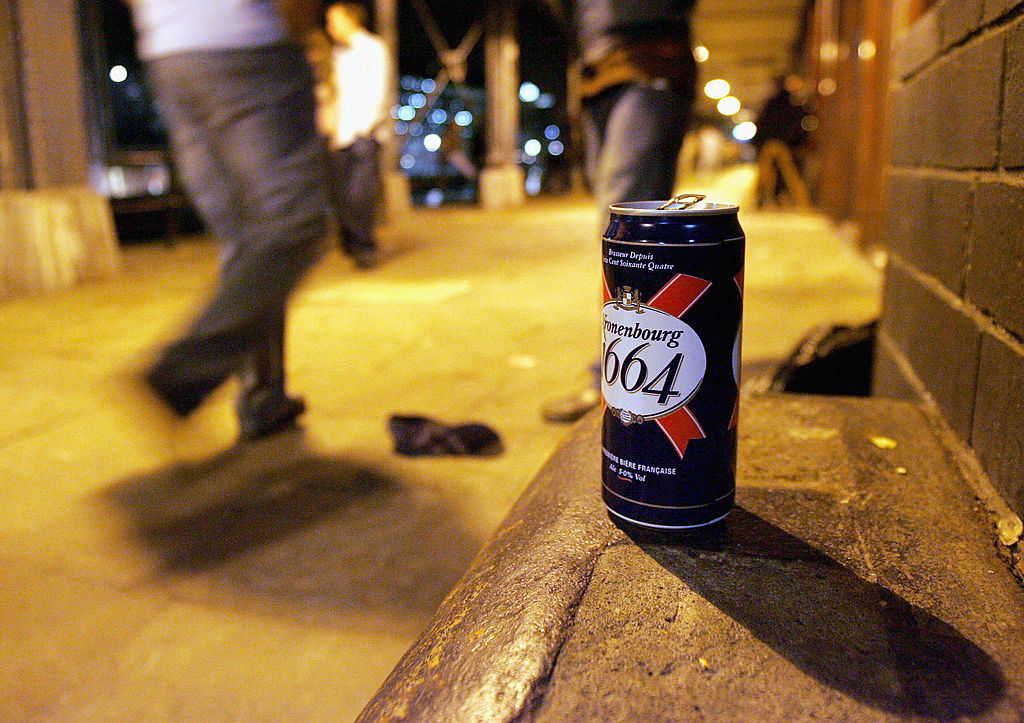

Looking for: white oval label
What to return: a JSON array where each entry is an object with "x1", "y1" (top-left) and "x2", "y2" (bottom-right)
[{"x1": 601, "y1": 301, "x2": 706, "y2": 420}]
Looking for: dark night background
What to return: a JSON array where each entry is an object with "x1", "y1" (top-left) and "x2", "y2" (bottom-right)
[{"x1": 90, "y1": 0, "x2": 570, "y2": 152}]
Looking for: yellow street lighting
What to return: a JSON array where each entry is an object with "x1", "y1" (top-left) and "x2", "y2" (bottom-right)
[
  {"x1": 732, "y1": 121, "x2": 757, "y2": 141},
  {"x1": 704, "y1": 79, "x2": 730, "y2": 99},
  {"x1": 717, "y1": 96, "x2": 741, "y2": 116}
]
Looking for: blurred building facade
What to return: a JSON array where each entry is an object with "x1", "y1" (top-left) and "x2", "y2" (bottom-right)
[
  {"x1": 789, "y1": 0, "x2": 1024, "y2": 548},
  {"x1": 873, "y1": 0, "x2": 1024, "y2": 531}
]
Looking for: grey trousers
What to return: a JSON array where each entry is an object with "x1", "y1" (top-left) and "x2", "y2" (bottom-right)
[
  {"x1": 144, "y1": 43, "x2": 329, "y2": 416},
  {"x1": 582, "y1": 82, "x2": 694, "y2": 212}
]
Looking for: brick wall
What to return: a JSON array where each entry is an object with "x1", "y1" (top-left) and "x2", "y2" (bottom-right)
[{"x1": 875, "y1": 0, "x2": 1024, "y2": 517}]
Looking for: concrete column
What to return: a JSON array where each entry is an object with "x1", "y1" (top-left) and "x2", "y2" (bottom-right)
[
  {"x1": 479, "y1": 0, "x2": 525, "y2": 209},
  {"x1": 17, "y1": 0, "x2": 94, "y2": 187},
  {"x1": 375, "y1": 0, "x2": 411, "y2": 216},
  {"x1": 0, "y1": 0, "x2": 118, "y2": 298},
  {"x1": 0, "y1": 0, "x2": 31, "y2": 189}
]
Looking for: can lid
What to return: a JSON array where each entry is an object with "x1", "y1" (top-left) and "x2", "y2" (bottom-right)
[{"x1": 610, "y1": 193, "x2": 739, "y2": 216}]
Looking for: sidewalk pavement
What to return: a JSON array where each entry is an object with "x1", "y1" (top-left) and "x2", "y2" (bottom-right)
[{"x1": 1, "y1": 166, "x2": 881, "y2": 720}]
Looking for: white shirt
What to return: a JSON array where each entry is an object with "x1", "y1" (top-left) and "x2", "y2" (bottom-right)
[
  {"x1": 131, "y1": 0, "x2": 288, "y2": 60},
  {"x1": 330, "y1": 29, "x2": 391, "y2": 149}
]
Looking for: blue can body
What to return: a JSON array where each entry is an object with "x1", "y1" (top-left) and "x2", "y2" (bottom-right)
[{"x1": 601, "y1": 200, "x2": 745, "y2": 530}]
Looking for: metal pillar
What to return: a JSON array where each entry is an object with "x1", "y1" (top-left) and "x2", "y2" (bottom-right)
[{"x1": 479, "y1": 0, "x2": 525, "y2": 209}]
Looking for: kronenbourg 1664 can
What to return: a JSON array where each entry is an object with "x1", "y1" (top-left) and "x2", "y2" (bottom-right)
[{"x1": 601, "y1": 194, "x2": 745, "y2": 530}]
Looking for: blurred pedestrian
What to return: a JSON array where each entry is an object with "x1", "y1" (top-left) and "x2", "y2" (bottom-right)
[
  {"x1": 128, "y1": 0, "x2": 329, "y2": 440},
  {"x1": 753, "y1": 74, "x2": 813, "y2": 209},
  {"x1": 441, "y1": 121, "x2": 478, "y2": 184},
  {"x1": 321, "y1": 1, "x2": 390, "y2": 269},
  {"x1": 575, "y1": 0, "x2": 698, "y2": 213},
  {"x1": 542, "y1": 0, "x2": 699, "y2": 423}
]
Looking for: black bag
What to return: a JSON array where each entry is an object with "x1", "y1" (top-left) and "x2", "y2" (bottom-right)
[{"x1": 769, "y1": 321, "x2": 877, "y2": 396}]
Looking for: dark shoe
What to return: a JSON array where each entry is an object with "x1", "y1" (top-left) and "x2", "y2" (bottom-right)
[
  {"x1": 388, "y1": 415, "x2": 503, "y2": 456},
  {"x1": 108, "y1": 368, "x2": 179, "y2": 457},
  {"x1": 238, "y1": 395, "x2": 306, "y2": 442},
  {"x1": 144, "y1": 363, "x2": 216, "y2": 417},
  {"x1": 111, "y1": 366, "x2": 224, "y2": 461}
]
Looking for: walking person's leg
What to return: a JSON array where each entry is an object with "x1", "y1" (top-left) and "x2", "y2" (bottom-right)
[
  {"x1": 144, "y1": 44, "x2": 329, "y2": 422},
  {"x1": 235, "y1": 302, "x2": 306, "y2": 439}
]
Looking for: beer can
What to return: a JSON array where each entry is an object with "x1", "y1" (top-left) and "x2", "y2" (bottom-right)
[{"x1": 601, "y1": 194, "x2": 745, "y2": 530}]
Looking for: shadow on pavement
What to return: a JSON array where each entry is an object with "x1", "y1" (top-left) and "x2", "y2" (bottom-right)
[
  {"x1": 100, "y1": 429, "x2": 482, "y2": 627},
  {"x1": 640, "y1": 508, "x2": 1006, "y2": 718}
]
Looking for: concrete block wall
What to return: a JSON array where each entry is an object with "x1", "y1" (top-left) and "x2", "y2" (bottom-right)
[{"x1": 875, "y1": 0, "x2": 1024, "y2": 518}]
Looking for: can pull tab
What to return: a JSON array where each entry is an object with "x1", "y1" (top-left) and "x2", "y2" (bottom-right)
[{"x1": 657, "y1": 193, "x2": 707, "y2": 211}]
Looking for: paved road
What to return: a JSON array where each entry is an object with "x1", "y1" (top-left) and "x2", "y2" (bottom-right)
[{"x1": 0, "y1": 167, "x2": 879, "y2": 720}]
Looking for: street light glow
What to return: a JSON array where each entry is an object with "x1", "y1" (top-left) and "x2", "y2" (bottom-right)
[
  {"x1": 717, "y1": 96, "x2": 741, "y2": 116},
  {"x1": 704, "y1": 79, "x2": 730, "y2": 99},
  {"x1": 820, "y1": 41, "x2": 839, "y2": 63},
  {"x1": 109, "y1": 65, "x2": 128, "y2": 83},
  {"x1": 519, "y1": 82, "x2": 540, "y2": 103},
  {"x1": 733, "y1": 121, "x2": 757, "y2": 141},
  {"x1": 693, "y1": 46, "x2": 709, "y2": 63}
]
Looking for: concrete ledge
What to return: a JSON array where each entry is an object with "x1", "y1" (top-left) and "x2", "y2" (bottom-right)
[{"x1": 359, "y1": 394, "x2": 1024, "y2": 721}]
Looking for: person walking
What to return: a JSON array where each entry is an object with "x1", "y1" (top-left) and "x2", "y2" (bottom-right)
[
  {"x1": 753, "y1": 74, "x2": 814, "y2": 209},
  {"x1": 321, "y1": 1, "x2": 390, "y2": 269},
  {"x1": 128, "y1": 0, "x2": 330, "y2": 440},
  {"x1": 575, "y1": 0, "x2": 698, "y2": 214},
  {"x1": 542, "y1": 0, "x2": 700, "y2": 423}
]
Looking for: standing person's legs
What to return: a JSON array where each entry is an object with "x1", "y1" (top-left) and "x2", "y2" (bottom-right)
[
  {"x1": 332, "y1": 136, "x2": 381, "y2": 267},
  {"x1": 585, "y1": 83, "x2": 693, "y2": 211},
  {"x1": 756, "y1": 145, "x2": 774, "y2": 208},
  {"x1": 580, "y1": 91, "x2": 610, "y2": 201},
  {"x1": 543, "y1": 82, "x2": 694, "y2": 424},
  {"x1": 144, "y1": 44, "x2": 329, "y2": 418}
]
